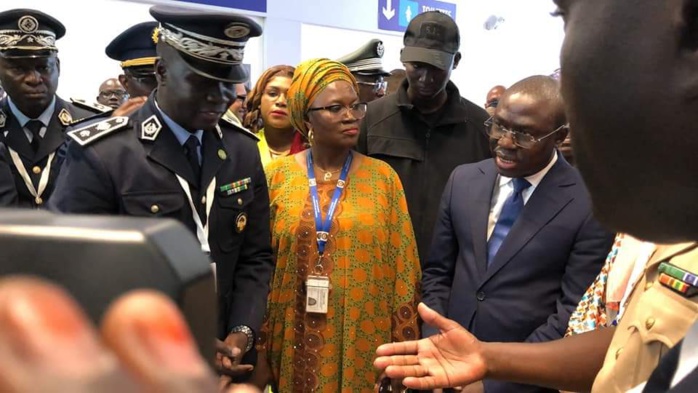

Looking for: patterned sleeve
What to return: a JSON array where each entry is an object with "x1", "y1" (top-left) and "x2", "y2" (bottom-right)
[
  {"x1": 386, "y1": 168, "x2": 422, "y2": 342},
  {"x1": 565, "y1": 234, "x2": 623, "y2": 336}
]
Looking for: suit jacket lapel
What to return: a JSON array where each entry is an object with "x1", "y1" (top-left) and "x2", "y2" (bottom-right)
[
  {"x1": 34, "y1": 98, "x2": 67, "y2": 163},
  {"x1": 142, "y1": 102, "x2": 199, "y2": 187},
  {"x1": 469, "y1": 160, "x2": 498, "y2": 278},
  {"x1": 0, "y1": 100, "x2": 34, "y2": 160},
  {"x1": 482, "y1": 158, "x2": 576, "y2": 284},
  {"x1": 200, "y1": 127, "x2": 228, "y2": 191}
]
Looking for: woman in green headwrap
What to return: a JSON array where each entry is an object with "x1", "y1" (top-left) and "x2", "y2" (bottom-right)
[{"x1": 252, "y1": 58, "x2": 421, "y2": 392}]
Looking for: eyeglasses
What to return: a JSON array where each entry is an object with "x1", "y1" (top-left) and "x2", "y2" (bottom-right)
[
  {"x1": 485, "y1": 99, "x2": 499, "y2": 109},
  {"x1": 307, "y1": 102, "x2": 368, "y2": 119},
  {"x1": 99, "y1": 90, "x2": 128, "y2": 99},
  {"x1": 484, "y1": 117, "x2": 568, "y2": 149},
  {"x1": 357, "y1": 77, "x2": 388, "y2": 93}
]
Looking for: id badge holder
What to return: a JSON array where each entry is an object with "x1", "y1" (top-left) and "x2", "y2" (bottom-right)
[{"x1": 306, "y1": 275, "x2": 330, "y2": 314}]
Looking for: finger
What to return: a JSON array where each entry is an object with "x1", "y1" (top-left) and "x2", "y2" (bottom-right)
[
  {"x1": 374, "y1": 354, "x2": 420, "y2": 368},
  {"x1": 101, "y1": 290, "x2": 217, "y2": 392},
  {"x1": 402, "y1": 375, "x2": 440, "y2": 390},
  {"x1": 216, "y1": 339, "x2": 235, "y2": 358},
  {"x1": 223, "y1": 356, "x2": 234, "y2": 368},
  {"x1": 226, "y1": 383, "x2": 263, "y2": 393},
  {"x1": 384, "y1": 364, "x2": 430, "y2": 380},
  {"x1": 0, "y1": 276, "x2": 124, "y2": 391},
  {"x1": 418, "y1": 303, "x2": 464, "y2": 333},
  {"x1": 218, "y1": 375, "x2": 232, "y2": 391},
  {"x1": 375, "y1": 340, "x2": 419, "y2": 356},
  {"x1": 217, "y1": 364, "x2": 255, "y2": 377}
]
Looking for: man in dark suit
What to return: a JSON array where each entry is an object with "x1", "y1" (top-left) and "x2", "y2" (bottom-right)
[
  {"x1": 421, "y1": 75, "x2": 613, "y2": 393},
  {"x1": 48, "y1": 5, "x2": 274, "y2": 385},
  {"x1": 0, "y1": 9, "x2": 101, "y2": 208}
]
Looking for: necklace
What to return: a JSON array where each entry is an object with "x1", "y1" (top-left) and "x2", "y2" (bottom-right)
[{"x1": 319, "y1": 168, "x2": 341, "y2": 181}]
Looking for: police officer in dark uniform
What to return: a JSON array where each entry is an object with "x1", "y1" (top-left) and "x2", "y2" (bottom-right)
[
  {"x1": 0, "y1": 9, "x2": 102, "y2": 209},
  {"x1": 106, "y1": 21, "x2": 159, "y2": 98},
  {"x1": 49, "y1": 5, "x2": 273, "y2": 383},
  {"x1": 337, "y1": 39, "x2": 391, "y2": 102}
]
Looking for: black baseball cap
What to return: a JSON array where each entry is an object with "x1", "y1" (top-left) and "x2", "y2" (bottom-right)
[{"x1": 400, "y1": 11, "x2": 460, "y2": 71}]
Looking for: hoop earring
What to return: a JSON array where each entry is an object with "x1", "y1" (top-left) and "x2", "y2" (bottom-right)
[{"x1": 308, "y1": 128, "x2": 314, "y2": 142}]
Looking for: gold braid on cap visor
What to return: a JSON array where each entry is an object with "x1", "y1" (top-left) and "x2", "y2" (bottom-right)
[
  {"x1": 158, "y1": 23, "x2": 245, "y2": 65},
  {"x1": 0, "y1": 29, "x2": 56, "y2": 51}
]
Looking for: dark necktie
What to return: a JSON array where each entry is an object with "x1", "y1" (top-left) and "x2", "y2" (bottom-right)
[
  {"x1": 183, "y1": 135, "x2": 205, "y2": 223},
  {"x1": 25, "y1": 120, "x2": 43, "y2": 152},
  {"x1": 183, "y1": 135, "x2": 201, "y2": 185},
  {"x1": 487, "y1": 177, "x2": 531, "y2": 267}
]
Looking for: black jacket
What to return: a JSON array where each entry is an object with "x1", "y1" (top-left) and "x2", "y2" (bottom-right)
[
  {"x1": 49, "y1": 98, "x2": 274, "y2": 341},
  {"x1": 0, "y1": 96, "x2": 96, "y2": 208},
  {"x1": 358, "y1": 80, "x2": 491, "y2": 264}
]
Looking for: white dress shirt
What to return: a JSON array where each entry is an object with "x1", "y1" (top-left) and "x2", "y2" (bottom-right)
[{"x1": 487, "y1": 152, "x2": 558, "y2": 240}]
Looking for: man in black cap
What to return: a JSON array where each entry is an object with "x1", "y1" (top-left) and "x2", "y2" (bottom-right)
[
  {"x1": 0, "y1": 8, "x2": 101, "y2": 209},
  {"x1": 357, "y1": 11, "x2": 491, "y2": 264},
  {"x1": 106, "y1": 21, "x2": 159, "y2": 99},
  {"x1": 337, "y1": 39, "x2": 391, "y2": 102},
  {"x1": 49, "y1": 5, "x2": 273, "y2": 384}
]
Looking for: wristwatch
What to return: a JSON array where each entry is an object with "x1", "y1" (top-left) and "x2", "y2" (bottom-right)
[{"x1": 230, "y1": 325, "x2": 254, "y2": 353}]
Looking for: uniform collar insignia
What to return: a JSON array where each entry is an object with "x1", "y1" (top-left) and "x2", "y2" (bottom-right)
[
  {"x1": 58, "y1": 108, "x2": 72, "y2": 126},
  {"x1": 140, "y1": 115, "x2": 162, "y2": 141}
]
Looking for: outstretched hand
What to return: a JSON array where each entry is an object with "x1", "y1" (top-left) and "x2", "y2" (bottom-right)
[{"x1": 373, "y1": 303, "x2": 488, "y2": 390}]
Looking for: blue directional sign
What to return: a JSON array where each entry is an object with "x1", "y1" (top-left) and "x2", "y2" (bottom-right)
[
  {"x1": 174, "y1": 0, "x2": 267, "y2": 13},
  {"x1": 378, "y1": 0, "x2": 456, "y2": 33}
]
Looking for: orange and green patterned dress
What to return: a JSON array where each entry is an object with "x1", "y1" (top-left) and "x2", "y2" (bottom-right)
[{"x1": 259, "y1": 153, "x2": 421, "y2": 393}]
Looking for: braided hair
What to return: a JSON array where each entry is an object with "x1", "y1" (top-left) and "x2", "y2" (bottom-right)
[{"x1": 243, "y1": 65, "x2": 295, "y2": 133}]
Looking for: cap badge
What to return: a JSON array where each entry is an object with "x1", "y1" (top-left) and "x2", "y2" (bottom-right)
[
  {"x1": 376, "y1": 42, "x2": 385, "y2": 58},
  {"x1": 224, "y1": 23, "x2": 250, "y2": 39},
  {"x1": 140, "y1": 115, "x2": 162, "y2": 141},
  {"x1": 18, "y1": 16, "x2": 39, "y2": 33},
  {"x1": 421, "y1": 23, "x2": 445, "y2": 40},
  {"x1": 152, "y1": 27, "x2": 160, "y2": 44},
  {"x1": 58, "y1": 108, "x2": 72, "y2": 126}
]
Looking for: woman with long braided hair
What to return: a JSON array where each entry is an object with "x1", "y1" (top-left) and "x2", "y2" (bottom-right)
[{"x1": 244, "y1": 65, "x2": 307, "y2": 168}]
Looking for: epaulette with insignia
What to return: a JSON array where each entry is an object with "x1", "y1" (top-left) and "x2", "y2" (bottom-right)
[
  {"x1": 66, "y1": 117, "x2": 129, "y2": 146},
  {"x1": 68, "y1": 110, "x2": 112, "y2": 127},
  {"x1": 220, "y1": 112, "x2": 259, "y2": 141},
  {"x1": 70, "y1": 98, "x2": 113, "y2": 114}
]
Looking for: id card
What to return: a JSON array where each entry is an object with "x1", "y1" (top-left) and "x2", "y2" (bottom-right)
[{"x1": 306, "y1": 275, "x2": 330, "y2": 314}]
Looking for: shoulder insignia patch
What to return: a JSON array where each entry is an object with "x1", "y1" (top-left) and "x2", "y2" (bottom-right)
[
  {"x1": 58, "y1": 108, "x2": 73, "y2": 126},
  {"x1": 140, "y1": 115, "x2": 162, "y2": 141},
  {"x1": 66, "y1": 116, "x2": 129, "y2": 146},
  {"x1": 0, "y1": 109, "x2": 6, "y2": 128},
  {"x1": 220, "y1": 113, "x2": 259, "y2": 141},
  {"x1": 70, "y1": 98, "x2": 112, "y2": 113}
]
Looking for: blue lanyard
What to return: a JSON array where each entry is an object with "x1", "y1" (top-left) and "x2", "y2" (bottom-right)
[{"x1": 306, "y1": 151, "x2": 353, "y2": 257}]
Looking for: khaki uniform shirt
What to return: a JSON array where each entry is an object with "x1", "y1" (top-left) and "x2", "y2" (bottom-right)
[{"x1": 592, "y1": 242, "x2": 698, "y2": 392}]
